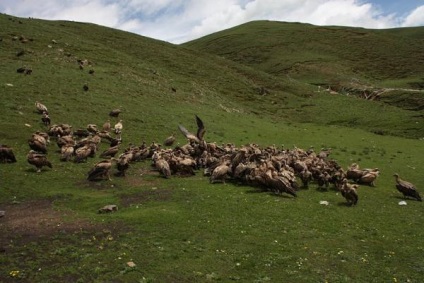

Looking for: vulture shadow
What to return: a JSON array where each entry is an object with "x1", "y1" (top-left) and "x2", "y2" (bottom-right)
[
  {"x1": 337, "y1": 201, "x2": 356, "y2": 207},
  {"x1": 392, "y1": 195, "x2": 421, "y2": 201}
]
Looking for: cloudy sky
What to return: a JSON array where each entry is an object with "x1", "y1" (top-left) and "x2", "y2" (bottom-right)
[{"x1": 1, "y1": 0, "x2": 423, "y2": 43}]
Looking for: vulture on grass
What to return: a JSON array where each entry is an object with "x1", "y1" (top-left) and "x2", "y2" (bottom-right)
[
  {"x1": 35, "y1": 101, "x2": 48, "y2": 114},
  {"x1": 87, "y1": 159, "x2": 113, "y2": 181},
  {"x1": 155, "y1": 158, "x2": 171, "y2": 179},
  {"x1": 109, "y1": 109, "x2": 121, "y2": 117},
  {"x1": 103, "y1": 120, "x2": 111, "y2": 132},
  {"x1": 74, "y1": 144, "x2": 94, "y2": 163},
  {"x1": 115, "y1": 153, "x2": 131, "y2": 177},
  {"x1": 27, "y1": 150, "x2": 52, "y2": 172},
  {"x1": 359, "y1": 169, "x2": 380, "y2": 186},
  {"x1": 114, "y1": 120, "x2": 123, "y2": 134},
  {"x1": 261, "y1": 171, "x2": 297, "y2": 197},
  {"x1": 164, "y1": 133, "x2": 176, "y2": 146},
  {"x1": 60, "y1": 144, "x2": 74, "y2": 161},
  {"x1": 341, "y1": 179, "x2": 359, "y2": 206},
  {"x1": 28, "y1": 133, "x2": 48, "y2": 154},
  {"x1": 100, "y1": 145, "x2": 120, "y2": 158},
  {"x1": 57, "y1": 135, "x2": 75, "y2": 149},
  {"x1": 393, "y1": 173, "x2": 422, "y2": 201},
  {"x1": 0, "y1": 145, "x2": 17, "y2": 163},
  {"x1": 41, "y1": 111, "x2": 51, "y2": 126},
  {"x1": 87, "y1": 124, "x2": 98, "y2": 134},
  {"x1": 210, "y1": 162, "x2": 231, "y2": 184}
]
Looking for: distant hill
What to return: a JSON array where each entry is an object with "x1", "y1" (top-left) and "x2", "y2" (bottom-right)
[{"x1": 183, "y1": 20, "x2": 424, "y2": 88}]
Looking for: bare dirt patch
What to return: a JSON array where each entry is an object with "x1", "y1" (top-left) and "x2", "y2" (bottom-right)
[{"x1": 0, "y1": 199, "x2": 93, "y2": 245}]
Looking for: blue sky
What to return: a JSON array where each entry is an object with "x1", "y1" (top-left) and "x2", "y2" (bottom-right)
[{"x1": 1, "y1": 0, "x2": 423, "y2": 43}]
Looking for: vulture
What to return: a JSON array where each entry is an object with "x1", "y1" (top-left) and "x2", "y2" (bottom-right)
[
  {"x1": 0, "y1": 145, "x2": 17, "y2": 163},
  {"x1": 74, "y1": 144, "x2": 94, "y2": 163},
  {"x1": 28, "y1": 133, "x2": 48, "y2": 153},
  {"x1": 299, "y1": 169, "x2": 313, "y2": 188},
  {"x1": 35, "y1": 101, "x2": 48, "y2": 114},
  {"x1": 163, "y1": 133, "x2": 176, "y2": 146},
  {"x1": 359, "y1": 169, "x2": 380, "y2": 186},
  {"x1": 87, "y1": 159, "x2": 113, "y2": 181},
  {"x1": 178, "y1": 115, "x2": 205, "y2": 143},
  {"x1": 56, "y1": 135, "x2": 75, "y2": 149},
  {"x1": 27, "y1": 150, "x2": 52, "y2": 172},
  {"x1": 73, "y1": 128, "x2": 90, "y2": 138},
  {"x1": 155, "y1": 158, "x2": 171, "y2": 179},
  {"x1": 115, "y1": 153, "x2": 131, "y2": 176},
  {"x1": 87, "y1": 124, "x2": 98, "y2": 134},
  {"x1": 100, "y1": 145, "x2": 120, "y2": 158},
  {"x1": 103, "y1": 120, "x2": 111, "y2": 132},
  {"x1": 17, "y1": 67, "x2": 27, "y2": 73},
  {"x1": 210, "y1": 162, "x2": 231, "y2": 184},
  {"x1": 109, "y1": 109, "x2": 121, "y2": 117},
  {"x1": 114, "y1": 120, "x2": 123, "y2": 134},
  {"x1": 261, "y1": 171, "x2": 297, "y2": 197},
  {"x1": 41, "y1": 111, "x2": 51, "y2": 126},
  {"x1": 394, "y1": 174, "x2": 422, "y2": 201},
  {"x1": 341, "y1": 179, "x2": 359, "y2": 206},
  {"x1": 60, "y1": 144, "x2": 75, "y2": 161}
]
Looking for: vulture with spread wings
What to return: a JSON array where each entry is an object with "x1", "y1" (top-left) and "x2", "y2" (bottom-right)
[{"x1": 178, "y1": 115, "x2": 206, "y2": 143}]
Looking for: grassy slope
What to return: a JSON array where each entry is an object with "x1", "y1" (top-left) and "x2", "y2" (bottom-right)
[
  {"x1": 184, "y1": 21, "x2": 424, "y2": 134},
  {"x1": 183, "y1": 20, "x2": 424, "y2": 86},
  {"x1": 0, "y1": 14, "x2": 423, "y2": 282}
]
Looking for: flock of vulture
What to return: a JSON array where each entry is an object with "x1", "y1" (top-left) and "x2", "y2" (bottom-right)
[{"x1": 0, "y1": 101, "x2": 422, "y2": 205}]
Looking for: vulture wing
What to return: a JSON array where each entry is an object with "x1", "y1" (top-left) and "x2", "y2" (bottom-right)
[
  {"x1": 178, "y1": 124, "x2": 199, "y2": 142},
  {"x1": 195, "y1": 115, "x2": 206, "y2": 141}
]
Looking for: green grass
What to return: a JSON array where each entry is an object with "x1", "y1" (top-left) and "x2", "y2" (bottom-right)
[{"x1": 1, "y1": 14, "x2": 424, "y2": 282}]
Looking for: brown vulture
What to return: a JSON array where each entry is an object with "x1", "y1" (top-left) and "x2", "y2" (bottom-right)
[
  {"x1": 87, "y1": 159, "x2": 113, "y2": 181},
  {"x1": 0, "y1": 145, "x2": 17, "y2": 163},
  {"x1": 109, "y1": 109, "x2": 121, "y2": 117},
  {"x1": 163, "y1": 133, "x2": 176, "y2": 146},
  {"x1": 27, "y1": 150, "x2": 52, "y2": 172},
  {"x1": 394, "y1": 174, "x2": 422, "y2": 201},
  {"x1": 178, "y1": 115, "x2": 205, "y2": 143},
  {"x1": 35, "y1": 101, "x2": 48, "y2": 114},
  {"x1": 341, "y1": 179, "x2": 358, "y2": 206}
]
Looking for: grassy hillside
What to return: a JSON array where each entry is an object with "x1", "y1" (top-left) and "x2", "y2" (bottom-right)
[
  {"x1": 184, "y1": 20, "x2": 424, "y2": 124},
  {"x1": 183, "y1": 20, "x2": 424, "y2": 87},
  {"x1": 1, "y1": 14, "x2": 424, "y2": 282}
]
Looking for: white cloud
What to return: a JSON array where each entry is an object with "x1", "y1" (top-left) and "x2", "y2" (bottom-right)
[
  {"x1": 0, "y1": 0, "x2": 423, "y2": 43},
  {"x1": 401, "y1": 5, "x2": 424, "y2": 27}
]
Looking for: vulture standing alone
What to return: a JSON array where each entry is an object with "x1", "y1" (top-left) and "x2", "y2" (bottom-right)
[
  {"x1": 109, "y1": 109, "x2": 121, "y2": 117},
  {"x1": 393, "y1": 173, "x2": 422, "y2": 201},
  {"x1": 0, "y1": 145, "x2": 17, "y2": 163}
]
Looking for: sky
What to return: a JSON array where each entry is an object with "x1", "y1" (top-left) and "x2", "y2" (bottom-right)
[{"x1": 1, "y1": 0, "x2": 423, "y2": 44}]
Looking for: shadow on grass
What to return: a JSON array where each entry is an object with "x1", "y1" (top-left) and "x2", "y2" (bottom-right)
[{"x1": 337, "y1": 201, "x2": 357, "y2": 207}]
